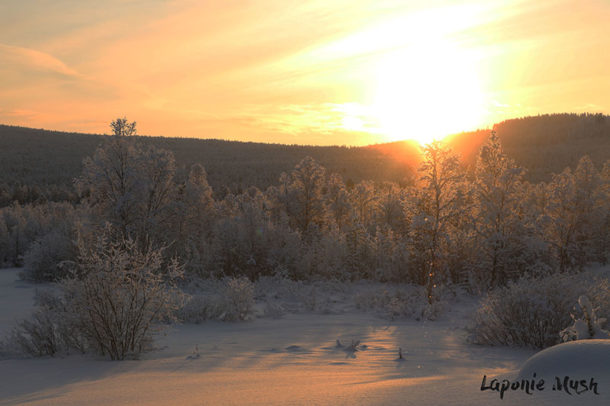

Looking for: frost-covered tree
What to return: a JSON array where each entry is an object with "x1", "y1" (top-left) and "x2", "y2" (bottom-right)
[
  {"x1": 0, "y1": 202, "x2": 78, "y2": 269},
  {"x1": 592, "y1": 160, "x2": 610, "y2": 263},
  {"x1": 409, "y1": 141, "x2": 465, "y2": 301},
  {"x1": 472, "y1": 132, "x2": 527, "y2": 286},
  {"x1": 75, "y1": 118, "x2": 177, "y2": 248},
  {"x1": 282, "y1": 157, "x2": 327, "y2": 235},
  {"x1": 325, "y1": 173, "x2": 351, "y2": 229},
  {"x1": 344, "y1": 222, "x2": 374, "y2": 279},
  {"x1": 348, "y1": 180, "x2": 377, "y2": 229},
  {"x1": 1, "y1": 204, "x2": 29, "y2": 266},
  {"x1": 376, "y1": 182, "x2": 408, "y2": 235},
  {"x1": 168, "y1": 163, "x2": 216, "y2": 270},
  {"x1": 207, "y1": 186, "x2": 303, "y2": 280},
  {"x1": 371, "y1": 226, "x2": 407, "y2": 282},
  {"x1": 544, "y1": 156, "x2": 605, "y2": 272}
]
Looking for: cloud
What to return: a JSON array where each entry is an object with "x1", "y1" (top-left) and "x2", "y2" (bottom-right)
[
  {"x1": 1, "y1": 0, "x2": 608, "y2": 143},
  {"x1": 0, "y1": 44, "x2": 80, "y2": 77}
]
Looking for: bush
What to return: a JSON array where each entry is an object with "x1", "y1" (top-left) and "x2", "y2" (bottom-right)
[
  {"x1": 0, "y1": 202, "x2": 78, "y2": 267},
  {"x1": 178, "y1": 276, "x2": 255, "y2": 322},
  {"x1": 21, "y1": 228, "x2": 77, "y2": 282},
  {"x1": 470, "y1": 271, "x2": 610, "y2": 349},
  {"x1": 178, "y1": 293, "x2": 225, "y2": 323},
  {"x1": 560, "y1": 295, "x2": 610, "y2": 341},
  {"x1": 62, "y1": 233, "x2": 184, "y2": 359},
  {"x1": 7, "y1": 228, "x2": 184, "y2": 360},
  {"x1": 222, "y1": 276, "x2": 255, "y2": 321},
  {"x1": 5, "y1": 289, "x2": 86, "y2": 357},
  {"x1": 354, "y1": 284, "x2": 446, "y2": 320}
]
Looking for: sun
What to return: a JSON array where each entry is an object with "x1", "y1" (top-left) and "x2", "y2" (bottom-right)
[{"x1": 371, "y1": 40, "x2": 486, "y2": 145}]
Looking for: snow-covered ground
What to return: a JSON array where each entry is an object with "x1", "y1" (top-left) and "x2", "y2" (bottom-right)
[{"x1": 1, "y1": 267, "x2": 608, "y2": 406}]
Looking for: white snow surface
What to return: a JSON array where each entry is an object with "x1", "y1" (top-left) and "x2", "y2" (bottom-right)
[
  {"x1": 1, "y1": 267, "x2": 608, "y2": 406},
  {"x1": 518, "y1": 339, "x2": 610, "y2": 378}
]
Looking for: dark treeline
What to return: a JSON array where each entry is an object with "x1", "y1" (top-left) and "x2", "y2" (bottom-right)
[
  {"x1": 0, "y1": 124, "x2": 413, "y2": 206},
  {"x1": 2, "y1": 112, "x2": 609, "y2": 207},
  {"x1": 1, "y1": 118, "x2": 608, "y2": 299},
  {"x1": 446, "y1": 112, "x2": 610, "y2": 181}
]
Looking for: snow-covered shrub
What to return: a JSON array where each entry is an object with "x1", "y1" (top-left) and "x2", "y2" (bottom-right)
[
  {"x1": 470, "y1": 271, "x2": 610, "y2": 349},
  {"x1": 222, "y1": 276, "x2": 255, "y2": 321},
  {"x1": 253, "y1": 275, "x2": 346, "y2": 314},
  {"x1": 178, "y1": 276, "x2": 254, "y2": 322},
  {"x1": 263, "y1": 300, "x2": 285, "y2": 319},
  {"x1": 20, "y1": 228, "x2": 77, "y2": 282},
  {"x1": 9, "y1": 307, "x2": 61, "y2": 357},
  {"x1": 5, "y1": 289, "x2": 86, "y2": 357},
  {"x1": 354, "y1": 284, "x2": 446, "y2": 320},
  {"x1": 560, "y1": 295, "x2": 610, "y2": 341},
  {"x1": 56, "y1": 228, "x2": 184, "y2": 360},
  {"x1": 177, "y1": 293, "x2": 225, "y2": 323},
  {"x1": 0, "y1": 202, "x2": 78, "y2": 267},
  {"x1": 301, "y1": 285, "x2": 334, "y2": 313}
]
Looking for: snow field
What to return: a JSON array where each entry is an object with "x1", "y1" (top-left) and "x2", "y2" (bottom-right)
[{"x1": 1, "y1": 267, "x2": 609, "y2": 405}]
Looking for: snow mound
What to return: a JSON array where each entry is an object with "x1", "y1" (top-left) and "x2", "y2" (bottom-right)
[{"x1": 518, "y1": 339, "x2": 610, "y2": 379}]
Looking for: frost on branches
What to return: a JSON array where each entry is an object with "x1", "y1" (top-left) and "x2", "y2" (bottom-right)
[{"x1": 560, "y1": 295, "x2": 610, "y2": 342}]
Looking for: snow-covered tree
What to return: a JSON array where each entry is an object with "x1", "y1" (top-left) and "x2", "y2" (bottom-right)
[
  {"x1": 409, "y1": 141, "x2": 465, "y2": 301},
  {"x1": 0, "y1": 202, "x2": 78, "y2": 268},
  {"x1": 282, "y1": 157, "x2": 327, "y2": 235},
  {"x1": 75, "y1": 118, "x2": 177, "y2": 248},
  {"x1": 544, "y1": 156, "x2": 605, "y2": 272},
  {"x1": 348, "y1": 180, "x2": 377, "y2": 230},
  {"x1": 375, "y1": 182, "x2": 408, "y2": 235},
  {"x1": 592, "y1": 160, "x2": 610, "y2": 264},
  {"x1": 168, "y1": 163, "x2": 216, "y2": 271},
  {"x1": 344, "y1": 222, "x2": 374, "y2": 279},
  {"x1": 472, "y1": 131, "x2": 527, "y2": 287},
  {"x1": 325, "y1": 173, "x2": 351, "y2": 229},
  {"x1": 371, "y1": 226, "x2": 407, "y2": 282}
]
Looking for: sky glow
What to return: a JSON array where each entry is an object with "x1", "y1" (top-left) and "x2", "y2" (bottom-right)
[{"x1": 1, "y1": 0, "x2": 609, "y2": 145}]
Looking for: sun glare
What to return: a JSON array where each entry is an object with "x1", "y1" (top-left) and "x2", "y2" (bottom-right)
[{"x1": 371, "y1": 40, "x2": 486, "y2": 145}]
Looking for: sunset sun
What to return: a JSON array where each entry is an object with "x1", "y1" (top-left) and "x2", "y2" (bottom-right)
[{"x1": 372, "y1": 40, "x2": 486, "y2": 145}]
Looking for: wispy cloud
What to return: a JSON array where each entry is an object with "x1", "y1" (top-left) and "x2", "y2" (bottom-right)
[
  {"x1": 0, "y1": 44, "x2": 80, "y2": 77},
  {"x1": 0, "y1": 0, "x2": 609, "y2": 144}
]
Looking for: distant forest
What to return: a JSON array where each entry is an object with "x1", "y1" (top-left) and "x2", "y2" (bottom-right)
[{"x1": 0, "y1": 112, "x2": 609, "y2": 206}]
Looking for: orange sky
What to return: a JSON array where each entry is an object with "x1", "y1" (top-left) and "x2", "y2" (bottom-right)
[{"x1": 1, "y1": 0, "x2": 609, "y2": 145}]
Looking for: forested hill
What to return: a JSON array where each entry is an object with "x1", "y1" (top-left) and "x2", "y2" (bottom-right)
[
  {"x1": 0, "y1": 125, "x2": 414, "y2": 205},
  {"x1": 1, "y1": 112, "x2": 609, "y2": 205},
  {"x1": 445, "y1": 113, "x2": 610, "y2": 181}
]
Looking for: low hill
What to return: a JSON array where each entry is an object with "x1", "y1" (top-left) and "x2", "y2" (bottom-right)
[
  {"x1": 0, "y1": 125, "x2": 415, "y2": 205},
  {"x1": 1, "y1": 113, "x2": 608, "y2": 205},
  {"x1": 445, "y1": 113, "x2": 610, "y2": 181}
]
